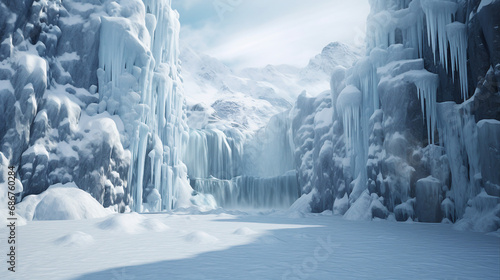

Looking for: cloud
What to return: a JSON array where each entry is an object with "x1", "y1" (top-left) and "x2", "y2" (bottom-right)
[{"x1": 172, "y1": 0, "x2": 370, "y2": 69}]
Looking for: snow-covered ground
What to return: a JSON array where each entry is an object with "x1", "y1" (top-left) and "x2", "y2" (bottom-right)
[{"x1": 1, "y1": 210, "x2": 498, "y2": 280}]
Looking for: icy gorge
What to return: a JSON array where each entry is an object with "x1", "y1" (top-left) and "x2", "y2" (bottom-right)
[{"x1": 1, "y1": 0, "x2": 499, "y2": 235}]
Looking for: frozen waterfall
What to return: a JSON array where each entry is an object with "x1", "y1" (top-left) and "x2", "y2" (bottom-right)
[{"x1": 97, "y1": 0, "x2": 189, "y2": 212}]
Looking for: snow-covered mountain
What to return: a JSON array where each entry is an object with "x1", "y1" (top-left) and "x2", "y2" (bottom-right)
[{"x1": 180, "y1": 42, "x2": 360, "y2": 133}]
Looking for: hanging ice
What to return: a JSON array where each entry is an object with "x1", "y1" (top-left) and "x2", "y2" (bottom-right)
[
  {"x1": 397, "y1": 0, "x2": 426, "y2": 58},
  {"x1": 336, "y1": 85, "x2": 362, "y2": 153},
  {"x1": 404, "y1": 70, "x2": 439, "y2": 144},
  {"x1": 421, "y1": 0, "x2": 458, "y2": 70},
  {"x1": 447, "y1": 22, "x2": 469, "y2": 100}
]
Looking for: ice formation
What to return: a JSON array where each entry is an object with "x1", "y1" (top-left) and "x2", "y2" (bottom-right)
[
  {"x1": 336, "y1": 85, "x2": 362, "y2": 152},
  {"x1": 288, "y1": 0, "x2": 500, "y2": 231},
  {"x1": 1, "y1": 0, "x2": 498, "y2": 233},
  {"x1": 446, "y1": 22, "x2": 468, "y2": 99},
  {"x1": 421, "y1": 0, "x2": 457, "y2": 70},
  {"x1": 96, "y1": 0, "x2": 189, "y2": 212},
  {"x1": 192, "y1": 171, "x2": 300, "y2": 209},
  {"x1": 404, "y1": 69, "x2": 439, "y2": 144}
]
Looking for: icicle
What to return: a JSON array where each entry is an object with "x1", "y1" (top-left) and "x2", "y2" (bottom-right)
[
  {"x1": 337, "y1": 85, "x2": 362, "y2": 153},
  {"x1": 403, "y1": 0, "x2": 426, "y2": 58},
  {"x1": 404, "y1": 70, "x2": 439, "y2": 144},
  {"x1": 447, "y1": 22, "x2": 469, "y2": 100},
  {"x1": 133, "y1": 123, "x2": 150, "y2": 212},
  {"x1": 421, "y1": 0, "x2": 458, "y2": 71}
]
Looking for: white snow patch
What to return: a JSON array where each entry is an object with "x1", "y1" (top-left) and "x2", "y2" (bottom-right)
[
  {"x1": 17, "y1": 183, "x2": 111, "y2": 221},
  {"x1": 97, "y1": 212, "x2": 169, "y2": 234},
  {"x1": 184, "y1": 231, "x2": 219, "y2": 244},
  {"x1": 54, "y1": 231, "x2": 94, "y2": 247}
]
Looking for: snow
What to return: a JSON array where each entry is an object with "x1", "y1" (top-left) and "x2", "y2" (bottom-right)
[
  {"x1": 184, "y1": 231, "x2": 219, "y2": 244},
  {"x1": 344, "y1": 190, "x2": 372, "y2": 220},
  {"x1": 58, "y1": 52, "x2": 80, "y2": 62},
  {"x1": 97, "y1": 212, "x2": 169, "y2": 234},
  {"x1": 16, "y1": 182, "x2": 112, "y2": 221},
  {"x1": 0, "y1": 211, "x2": 498, "y2": 279},
  {"x1": 54, "y1": 231, "x2": 95, "y2": 248}
]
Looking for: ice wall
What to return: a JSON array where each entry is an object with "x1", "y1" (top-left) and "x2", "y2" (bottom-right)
[
  {"x1": 286, "y1": 0, "x2": 500, "y2": 230},
  {"x1": 96, "y1": 0, "x2": 191, "y2": 212},
  {"x1": 0, "y1": 0, "x2": 197, "y2": 212}
]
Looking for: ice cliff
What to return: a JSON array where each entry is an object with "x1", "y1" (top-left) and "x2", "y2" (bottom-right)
[
  {"x1": 0, "y1": 0, "x2": 194, "y2": 213},
  {"x1": 285, "y1": 0, "x2": 500, "y2": 231}
]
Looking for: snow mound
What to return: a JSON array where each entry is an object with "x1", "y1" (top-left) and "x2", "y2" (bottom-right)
[
  {"x1": 142, "y1": 217, "x2": 170, "y2": 232},
  {"x1": 184, "y1": 231, "x2": 219, "y2": 244},
  {"x1": 454, "y1": 191, "x2": 500, "y2": 232},
  {"x1": 26, "y1": 183, "x2": 111, "y2": 221},
  {"x1": 233, "y1": 227, "x2": 258, "y2": 235},
  {"x1": 256, "y1": 234, "x2": 284, "y2": 244},
  {"x1": 54, "y1": 231, "x2": 94, "y2": 247},
  {"x1": 97, "y1": 213, "x2": 169, "y2": 234},
  {"x1": 344, "y1": 191, "x2": 372, "y2": 221},
  {"x1": 288, "y1": 189, "x2": 315, "y2": 214}
]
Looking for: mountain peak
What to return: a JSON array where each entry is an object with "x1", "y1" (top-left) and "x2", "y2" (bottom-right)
[{"x1": 301, "y1": 42, "x2": 360, "y2": 81}]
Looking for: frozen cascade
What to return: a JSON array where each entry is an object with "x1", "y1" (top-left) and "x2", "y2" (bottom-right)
[
  {"x1": 183, "y1": 128, "x2": 243, "y2": 180},
  {"x1": 243, "y1": 111, "x2": 295, "y2": 178},
  {"x1": 437, "y1": 101, "x2": 481, "y2": 219},
  {"x1": 404, "y1": 70, "x2": 439, "y2": 144},
  {"x1": 192, "y1": 171, "x2": 300, "y2": 209},
  {"x1": 447, "y1": 22, "x2": 469, "y2": 100},
  {"x1": 421, "y1": 0, "x2": 458, "y2": 70},
  {"x1": 97, "y1": 0, "x2": 190, "y2": 212}
]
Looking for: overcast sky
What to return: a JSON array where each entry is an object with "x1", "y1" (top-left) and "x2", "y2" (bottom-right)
[{"x1": 172, "y1": 0, "x2": 370, "y2": 69}]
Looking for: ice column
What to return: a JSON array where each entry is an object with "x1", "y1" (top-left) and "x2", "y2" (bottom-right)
[{"x1": 98, "y1": 0, "x2": 189, "y2": 212}]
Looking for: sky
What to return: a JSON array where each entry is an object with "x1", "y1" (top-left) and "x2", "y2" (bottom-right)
[{"x1": 172, "y1": 0, "x2": 370, "y2": 69}]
